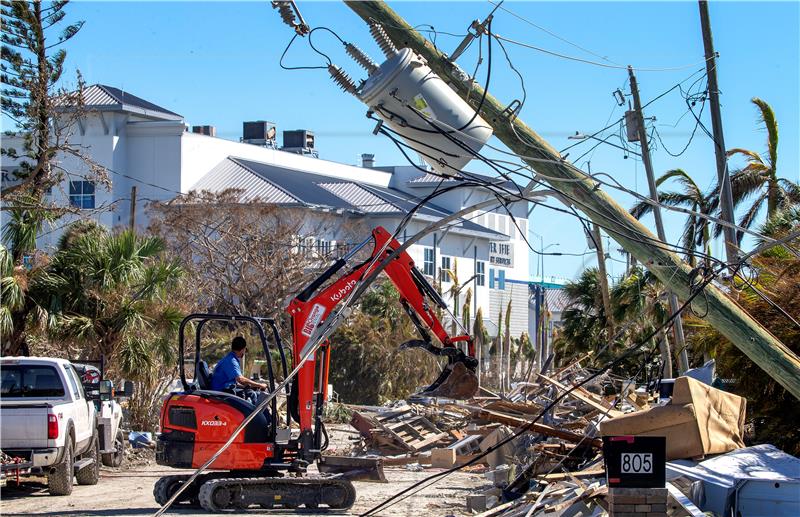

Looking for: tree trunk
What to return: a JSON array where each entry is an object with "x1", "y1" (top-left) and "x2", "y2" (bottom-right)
[
  {"x1": 658, "y1": 331, "x2": 673, "y2": 379},
  {"x1": 767, "y1": 176, "x2": 779, "y2": 217}
]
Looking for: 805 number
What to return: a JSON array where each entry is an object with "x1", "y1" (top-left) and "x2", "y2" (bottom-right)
[{"x1": 620, "y1": 453, "x2": 653, "y2": 474}]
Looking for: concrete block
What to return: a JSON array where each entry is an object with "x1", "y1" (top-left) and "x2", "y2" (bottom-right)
[
  {"x1": 648, "y1": 504, "x2": 667, "y2": 512},
  {"x1": 612, "y1": 504, "x2": 635, "y2": 512},
  {"x1": 634, "y1": 504, "x2": 652, "y2": 512},
  {"x1": 466, "y1": 494, "x2": 487, "y2": 513},
  {"x1": 610, "y1": 495, "x2": 647, "y2": 504},
  {"x1": 431, "y1": 448, "x2": 456, "y2": 468}
]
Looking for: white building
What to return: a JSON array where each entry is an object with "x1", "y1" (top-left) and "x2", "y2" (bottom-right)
[{"x1": 1, "y1": 84, "x2": 530, "y2": 338}]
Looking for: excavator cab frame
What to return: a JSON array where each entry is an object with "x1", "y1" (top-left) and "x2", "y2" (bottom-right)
[{"x1": 176, "y1": 313, "x2": 293, "y2": 434}]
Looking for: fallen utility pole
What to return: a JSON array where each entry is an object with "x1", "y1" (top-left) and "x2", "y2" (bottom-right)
[
  {"x1": 344, "y1": 0, "x2": 800, "y2": 400},
  {"x1": 698, "y1": 0, "x2": 738, "y2": 266},
  {"x1": 627, "y1": 66, "x2": 689, "y2": 375}
]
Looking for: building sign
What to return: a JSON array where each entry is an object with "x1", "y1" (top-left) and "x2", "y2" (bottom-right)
[{"x1": 489, "y1": 241, "x2": 514, "y2": 268}]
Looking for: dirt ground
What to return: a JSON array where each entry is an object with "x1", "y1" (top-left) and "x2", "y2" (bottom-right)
[{"x1": 0, "y1": 427, "x2": 487, "y2": 517}]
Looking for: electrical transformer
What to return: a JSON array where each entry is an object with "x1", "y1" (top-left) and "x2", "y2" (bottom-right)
[{"x1": 329, "y1": 23, "x2": 492, "y2": 176}]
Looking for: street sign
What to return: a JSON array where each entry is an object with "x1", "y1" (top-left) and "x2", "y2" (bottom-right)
[{"x1": 603, "y1": 435, "x2": 666, "y2": 488}]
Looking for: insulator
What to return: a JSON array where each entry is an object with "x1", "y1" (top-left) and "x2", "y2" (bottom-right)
[
  {"x1": 272, "y1": 1, "x2": 297, "y2": 29},
  {"x1": 345, "y1": 43, "x2": 378, "y2": 75},
  {"x1": 328, "y1": 65, "x2": 357, "y2": 95},
  {"x1": 369, "y1": 22, "x2": 398, "y2": 58}
]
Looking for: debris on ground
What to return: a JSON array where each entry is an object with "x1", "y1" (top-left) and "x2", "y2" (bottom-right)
[
  {"x1": 330, "y1": 355, "x2": 798, "y2": 516},
  {"x1": 123, "y1": 445, "x2": 156, "y2": 469}
]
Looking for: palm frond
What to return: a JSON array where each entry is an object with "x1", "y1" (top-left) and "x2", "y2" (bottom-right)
[
  {"x1": 751, "y1": 97, "x2": 778, "y2": 172},
  {"x1": 726, "y1": 147, "x2": 764, "y2": 165},
  {"x1": 736, "y1": 191, "x2": 768, "y2": 244}
]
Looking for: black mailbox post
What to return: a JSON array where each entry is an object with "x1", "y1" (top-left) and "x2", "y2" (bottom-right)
[{"x1": 602, "y1": 436, "x2": 666, "y2": 488}]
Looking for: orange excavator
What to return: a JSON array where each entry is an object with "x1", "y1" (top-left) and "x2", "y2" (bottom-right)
[{"x1": 154, "y1": 226, "x2": 479, "y2": 511}]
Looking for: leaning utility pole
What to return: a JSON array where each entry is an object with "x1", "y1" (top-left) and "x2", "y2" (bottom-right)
[
  {"x1": 345, "y1": 1, "x2": 800, "y2": 399},
  {"x1": 699, "y1": 0, "x2": 738, "y2": 266},
  {"x1": 591, "y1": 224, "x2": 617, "y2": 362},
  {"x1": 627, "y1": 66, "x2": 689, "y2": 374}
]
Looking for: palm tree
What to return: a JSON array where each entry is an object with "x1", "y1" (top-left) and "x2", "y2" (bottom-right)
[
  {"x1": 34, "y1": 227, "x2": 184, "y2": 378},
  {"x1": 554, "y1": 268, "x2": 610, "y2": 368},
  {"x1": 611, "y1": 266, "x2": 674, "y2": 376},
  {"x1": 726, "y1": 98, "x2": 800, "y2": 242},
  {"x1": 0, "y1": 206, "x2": 56, "y2": 356},
  {"x1": 631, "y1": 169, "x2": 717, "y2": 269}
]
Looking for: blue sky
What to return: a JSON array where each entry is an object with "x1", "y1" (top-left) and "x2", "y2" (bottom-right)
[{"x1": 55, "y1": 1, "x2": 799, "y2": 281}]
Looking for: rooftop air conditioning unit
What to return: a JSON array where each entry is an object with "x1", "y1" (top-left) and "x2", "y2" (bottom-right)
[{"x1": 242, "y1": 121, "x2": 277, "y2": 147}]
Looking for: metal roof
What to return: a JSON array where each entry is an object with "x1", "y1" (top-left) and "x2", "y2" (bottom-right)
[
  {"x1": 57, "y1": 84, "x2": 182, "y2": 120},
  {"x1": 406, "y1": 170, "x2": 520, "y2": 189},
  {"x1": 187, "y1": 157, "x2": 506, "y2": 239},
  {"x1": 545, "y1": 288, "x2": 571, "y2": 313},
  {"x1": 191, "y1": 159, "x2": 299, "y2": 204},
  {"x1": 318, "y1": 182, "x2": 399, "y2": 213}
]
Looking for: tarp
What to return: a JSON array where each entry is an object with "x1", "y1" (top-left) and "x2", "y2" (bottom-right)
[{"x1": 599, "y1": 376, "x2": 746, "y2": 460}]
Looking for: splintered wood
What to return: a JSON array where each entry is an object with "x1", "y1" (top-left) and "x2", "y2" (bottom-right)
[{"x1": 342, "y1": 357, "x2": 653, "y2": 516}]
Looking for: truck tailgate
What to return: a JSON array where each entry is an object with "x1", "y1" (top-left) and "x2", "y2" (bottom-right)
[{"x1": 0, "y1": 405, "x2": 49, "y2": 449}]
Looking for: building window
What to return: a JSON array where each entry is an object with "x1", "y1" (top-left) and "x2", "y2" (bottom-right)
[
  {"x1": 498, "y1": 269, "x2": 506, "y2": 290},
  {"x1": 440, "y1": 256, "x2": 451, "y2": 283},
  {"x1": 69, "y1": 181, "x2": 95, "y2": 209},
  {"x1": 475, "y1": 261, "x2": 485, "y2": 286},
  {"x1": 489, "y1": 268, "x2": 494, "y2": 289},
  {"x1": 423, "y1": 247, "x2": 435, "y2": 276}
]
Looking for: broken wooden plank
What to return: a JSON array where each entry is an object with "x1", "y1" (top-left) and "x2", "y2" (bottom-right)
[
  {"x1": 474, "y1": 407, "x2": 603, "y2": 448},
  {"x1": 538, "y1": 466, "x2": 605, "y2": 481},
  {"x1": 538, "y1": 374, "x2": 626, "y2": 418}
]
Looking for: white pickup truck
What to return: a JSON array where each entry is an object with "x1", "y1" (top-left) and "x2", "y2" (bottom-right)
[{"x1": 0, "y1": 357, "x2": 100, "y2": 495}]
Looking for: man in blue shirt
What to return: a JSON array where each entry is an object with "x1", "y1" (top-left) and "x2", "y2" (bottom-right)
[{"x1": 210, "y1": 337, "x2": 267, "y2": 399}]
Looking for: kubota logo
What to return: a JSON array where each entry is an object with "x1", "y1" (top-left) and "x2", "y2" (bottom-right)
[
  {"x1": 329, "y1": 279, "x2": 356, "y2": 303},
  {"x1": 201, "y1": 420, "x2": 226, "y2": 426}
]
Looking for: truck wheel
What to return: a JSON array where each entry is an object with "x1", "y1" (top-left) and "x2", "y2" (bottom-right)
[
  {"x1": 48, "y1": 440, "x2": 74, "y2": 496},
  {"x1": 76, "y1": 434, "x2": 100, "y2": 485},
  {"x1": 102, "y1": 429, "x2": 125, "y2": 467}
]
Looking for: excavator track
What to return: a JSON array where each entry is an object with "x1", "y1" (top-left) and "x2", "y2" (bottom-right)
[
  {"x1": 153, "y1": 474, "x2": 201, "y2": 507},
  {"x1": 198, "y1": 476, "x2": 356, "y2": 512}
]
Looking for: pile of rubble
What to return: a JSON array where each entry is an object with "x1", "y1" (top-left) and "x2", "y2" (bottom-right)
[{"x1": 336, "y1": 358, "x2": 800, "y2": 516}]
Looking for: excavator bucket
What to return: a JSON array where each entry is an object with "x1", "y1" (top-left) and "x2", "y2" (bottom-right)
[
  {"x1": 420, "y1": 360, "x2": 479, "y2": 399},
  {"x1": 318, "y1": 455, "x2": 386, "y2": 482}
]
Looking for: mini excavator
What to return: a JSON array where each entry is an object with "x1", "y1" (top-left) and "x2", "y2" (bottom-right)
[{"x1": 154, "y1": 226, "x2": 479, "y2": 511}]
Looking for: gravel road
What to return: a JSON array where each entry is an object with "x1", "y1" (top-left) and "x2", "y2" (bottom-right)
[{"x1": 1, "y1": 459, "x2": 485, "y2": 516}]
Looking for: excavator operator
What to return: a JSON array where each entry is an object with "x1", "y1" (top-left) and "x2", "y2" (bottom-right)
[{"x1": 211, "y1": 336, "x2": 268, "y2": 409}]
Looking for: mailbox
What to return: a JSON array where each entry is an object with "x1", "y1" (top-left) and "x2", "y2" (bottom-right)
[{"x1": 603, "y1": 435, "x2": 666, "y2": 488}]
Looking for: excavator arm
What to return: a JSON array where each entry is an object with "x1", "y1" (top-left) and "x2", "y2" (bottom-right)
[{"x1": 286, "y1": 226, "x2": 479, "y2": 440}]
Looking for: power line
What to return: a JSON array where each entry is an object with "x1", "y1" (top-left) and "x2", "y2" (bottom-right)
[{"x1": 493, "y1": 34, "x2": 714, "y2": 72}]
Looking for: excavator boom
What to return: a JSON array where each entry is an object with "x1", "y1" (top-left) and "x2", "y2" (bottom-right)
[{"x1": 286, "y1": 226, "x2": 479, "y2": 434}]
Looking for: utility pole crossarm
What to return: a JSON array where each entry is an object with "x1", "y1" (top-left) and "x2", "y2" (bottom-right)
[{"x1": 343, "y1": 0, "x2": 800, "y2": 399}]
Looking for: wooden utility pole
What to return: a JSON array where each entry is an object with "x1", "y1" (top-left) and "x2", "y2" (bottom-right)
[
  {"x1": 344, "y1": 1, "x2": 800, "y2": 399},
  {"x1": 129, "y1": 185, "x2": 137, "y2": 230},
  {"x1": 699, "y1": 0, "x2": 738, "y2": 265},
  {"x1": 627, "y1": 66, "x2": 689, "y2": 374},
  {"x1": 591, "y1": 224, "x2": 619, "y2": 360}
]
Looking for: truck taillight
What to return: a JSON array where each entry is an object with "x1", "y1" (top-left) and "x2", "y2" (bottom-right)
[{"x1": 47, "y1": 414, "x2": 58, "y2": 439}]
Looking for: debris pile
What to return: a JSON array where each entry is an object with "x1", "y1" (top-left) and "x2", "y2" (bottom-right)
[{"x1": 334, "y1": 358, "x2": 798, "y2": 516}]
